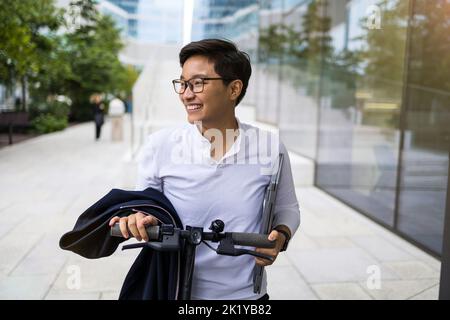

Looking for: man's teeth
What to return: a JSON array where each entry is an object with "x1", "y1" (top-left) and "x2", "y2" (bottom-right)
[{"x1": 187, "y1": 105, "x2": 203, "y2": 110}]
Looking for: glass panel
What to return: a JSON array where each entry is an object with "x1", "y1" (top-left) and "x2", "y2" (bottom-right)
[
  {"x1": 192, "y1": 0, "x2": 260, "y2": 105},
  {"x1": 397, "y1": 0, "x2": 450, "y2": 255},
  {"x1": 256, "y1": 0, "x2": 283, "y2": 124},
  {"x1": 316, "y1": 0, "x2": 409, "y2": 226},
  {"x1": 278, "y1": 0, "x2": 324, "y2": 158}
]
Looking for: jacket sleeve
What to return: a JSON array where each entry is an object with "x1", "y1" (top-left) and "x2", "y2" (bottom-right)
[{"x1": 59, "y1": 205, "x2": 130, "y2": 259}]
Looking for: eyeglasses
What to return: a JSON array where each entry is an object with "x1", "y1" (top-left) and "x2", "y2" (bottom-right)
[{"x1": 172, "y1": 77, "x2": 232, "y2": 94}]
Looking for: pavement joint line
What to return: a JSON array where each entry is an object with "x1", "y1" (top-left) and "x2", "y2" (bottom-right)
[
  {"x1": 283, "y1": 250, "x2": 320, "y2": 300},
  {"x1": 303, "y1": 192, "x2": 436, "y2": 265},
  {"x1": 7, "y1": 233, "x2": 46, "y2": 276},
  {"x1": 356, "y1": 282, "x2": 376, "y2": 299},
  {"x1": 358, "y1": 282, "x2": 377, "y2": 300},
  {"x1": 0, "y1": 222, "x2": 21, "y2": 243},
  {"x1": 359, "y1": 278, "x2": 440, "y2": 300},
  {"x1": 348, "y1": 229, "x2": 438, "y2": 271},
  {"x1": 43, "y1": 255, "x2": 70, "y2": 300},
  {"x1": 0, "y1": 202, "x2": 14, "y2": 213},
  {"x1": 406, "y1": 283, "x2": 439, "y2": 300},
  {"x1": 62, "y1": 193, "x2": 87, "y2": 216},
  {"x1": 344, "y1": 235, "x2": 391, "y2": 267}
]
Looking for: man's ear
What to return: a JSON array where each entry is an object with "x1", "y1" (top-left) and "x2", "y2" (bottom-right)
[{"x1": 229, "y1": 80, "x2": 243, "y2": 102}]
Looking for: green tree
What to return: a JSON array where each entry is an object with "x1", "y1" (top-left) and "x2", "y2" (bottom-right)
[
  {"x1": 258, "y1": 0, "x2": 332, "y2": 66},
  {"x1": 0, "y1": 0, "x2": 63, "y2": 110},
  {"x1": 113, "y1": 64, "x2": 140, "y2": 100},
  {"x1": 357, "y1": 0, "x2": 410, "y2": 96},
  {"x1": 298, "y1": 0, "x2": 333, "y2": 64},
  {"x1": 63, "y1": 0, "x2": 127, "y2": 120},
  {"x1": 1, "y1": 0, "x2": 138, "y2": 125}
]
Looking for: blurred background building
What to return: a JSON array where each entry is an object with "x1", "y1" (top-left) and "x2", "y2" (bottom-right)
[
  {"x1": 98, "y1": 0, "x2": 184, "y2": 66},
  {"x1": 103, "y1": 0, "x2": 183, "y2": 44}
]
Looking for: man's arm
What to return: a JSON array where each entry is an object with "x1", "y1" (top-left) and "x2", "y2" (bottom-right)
[
  {"x1": 254, "y1": 142, "x2": 300, "y2": 267},
  {"x1": 271, "y1": 142, "x2": 301, "y2": 238}
]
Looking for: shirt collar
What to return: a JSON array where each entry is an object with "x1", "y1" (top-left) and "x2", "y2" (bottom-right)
[{"x1": 190, "y1": 117, "x2": 243, "y2": 163}]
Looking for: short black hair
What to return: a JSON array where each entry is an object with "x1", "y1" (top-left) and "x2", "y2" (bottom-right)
[{"x1": 179, "y1": 38, "x2": 252, "y2": 107}]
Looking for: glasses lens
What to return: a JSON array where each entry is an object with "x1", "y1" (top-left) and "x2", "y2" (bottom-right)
[
  {"x1": 173, "y1": 80, "x2": 185, "y2": 93},
  {"x1": 191, "y1": 78, "x2": 204, "y2": 93}
]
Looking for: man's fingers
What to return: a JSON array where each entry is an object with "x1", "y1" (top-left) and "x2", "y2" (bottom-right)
[
  {"x1": 255, "y1": 256, "x2": 273, "y2": 266},
  {"x1": 133, "y1": 210, "x2": 159, "y2": 225},
  {"x1": 127, "y1": 214, "x2": 142, "y2": 241},
  {"x1": 136, "y1": 217, "x2": 149, "y2": 242},
  {"x1": 268, "y1": 230, "x2": 279, "y2": 241},
  {"x1": 119, "y1": 217, "x2": 129, "y2": 238},
  {"x1": 111, "y1": 211, "x2": 159, "y2": 242},
  {"x1": 143, "y1": 215, "x2": 157, "y2": 226},
  {"x1": 255, "y1": 247, "x2": 277, "y2": 266},
  {"x1": 109, "y1": 216, "x2": 120, "y2": 227},
  {"x1": 255, "y1": 247, "x2": 276, "y2": 257}
]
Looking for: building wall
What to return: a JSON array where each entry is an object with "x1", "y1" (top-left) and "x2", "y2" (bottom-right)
[
  {"x1": 105, "y1": 0, "x2": 184, "y2": 44},
  {"x1": 191, "y1": 0, "x2": 259, "y2": 105},
  {"x1": 255, "y1": 0, "x2": 450, "y2": 257}
]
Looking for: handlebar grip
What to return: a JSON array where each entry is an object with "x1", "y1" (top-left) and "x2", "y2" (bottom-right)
[
  {"x1": 110, "y1": 223, "x2": 160, "y2": 240},
  {"x1": 231, "y1": 233, "x2": 276, "y2": 248}
]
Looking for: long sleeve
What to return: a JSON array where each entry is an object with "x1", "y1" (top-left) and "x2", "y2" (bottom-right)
[
  {"x1": 135, "y1": 134, "x2": 163, "y2": 192},
  {"x1": 271, "y1": 142, "x2": 301, "y2": 237}
]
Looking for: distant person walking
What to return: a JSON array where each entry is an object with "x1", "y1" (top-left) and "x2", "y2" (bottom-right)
[{"x1": 92, "y1": 93, "x2": 105, "y2": 140}]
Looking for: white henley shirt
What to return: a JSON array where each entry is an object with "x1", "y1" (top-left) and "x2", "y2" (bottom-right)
[{"x1": 135, "y1": 117, "x2": 300, "y2": 300}]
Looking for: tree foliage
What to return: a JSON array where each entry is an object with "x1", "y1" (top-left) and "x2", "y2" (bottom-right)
[{"x1": 0, "y1": 0, "x2": 138, "y2": 122}]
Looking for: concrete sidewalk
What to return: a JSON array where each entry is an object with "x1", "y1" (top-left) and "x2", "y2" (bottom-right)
[{"x1": 0, "y1": 105, "x2": 441, "y2": 299}]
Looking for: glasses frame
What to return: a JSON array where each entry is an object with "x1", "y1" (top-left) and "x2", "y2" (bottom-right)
[{"x1": 172, "y1": 77, "x2": 233, "y2": 94}]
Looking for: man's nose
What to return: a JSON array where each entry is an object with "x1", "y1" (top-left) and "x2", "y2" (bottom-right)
[{"x1": 182, "y1": 85, "x2": 195, "y2": 99}]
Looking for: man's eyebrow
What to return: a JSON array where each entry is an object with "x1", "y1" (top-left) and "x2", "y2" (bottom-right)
[{"x1": 180, "y1": 74, "x2": 208, "y2": 79}]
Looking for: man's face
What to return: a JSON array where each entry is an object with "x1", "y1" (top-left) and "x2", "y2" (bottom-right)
[{"x1": 179, "y1": 55, "x2": 234, "y2": 127}]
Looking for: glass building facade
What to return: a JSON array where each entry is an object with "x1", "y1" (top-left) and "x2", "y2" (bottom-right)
[
  {"x1": 105, "y1": 0, "x2": 184, "y2": 44},
  {"x1": 254, "y1": 0, "x2": 450, "y2": 257},
  {"x1": 192, "y1": 1, "x2": 259, "y2": 60}
]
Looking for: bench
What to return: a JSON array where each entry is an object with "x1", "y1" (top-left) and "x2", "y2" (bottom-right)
[{"x1": 0, "y1": 111, "x2": 30, "y2": 145}]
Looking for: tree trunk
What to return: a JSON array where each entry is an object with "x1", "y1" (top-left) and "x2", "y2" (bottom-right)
[{"x1": 21, "y1": 75, "x2": 27, "y2": 112}]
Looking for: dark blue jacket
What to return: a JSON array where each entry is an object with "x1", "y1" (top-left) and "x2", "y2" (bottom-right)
[{"x1": 59, "y1": 187, "x2": 183, "y2": 300}]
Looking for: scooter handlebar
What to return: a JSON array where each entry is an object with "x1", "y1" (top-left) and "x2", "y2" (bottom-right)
[
  {"x1": 231, "y1": 232, "x2": 276, "y2": 249},
  {"x1": 110, "y1": 223, "x2": 276, "y2": 249}
]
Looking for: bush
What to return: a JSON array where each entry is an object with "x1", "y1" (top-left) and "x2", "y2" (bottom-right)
[
  {"x1": 32, "y1": 114, "x2": 68, "y2": 133},
  {"x1": 29, "y1": 97, "x2": 70, "y2": 133}
]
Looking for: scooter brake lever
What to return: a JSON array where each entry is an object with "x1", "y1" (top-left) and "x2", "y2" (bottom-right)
[{"x1": 234, "y1": 249, "x2": 274, "y2": 262}]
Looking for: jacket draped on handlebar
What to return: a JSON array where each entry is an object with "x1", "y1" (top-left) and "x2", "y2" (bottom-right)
[{"x1": 59, "y1": 187, "x2": 183, "y2": 300}]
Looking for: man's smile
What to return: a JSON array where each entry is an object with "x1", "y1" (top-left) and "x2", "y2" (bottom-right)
[{"x1": 186, "y1": 104, "x2": 203, "y2": 112}]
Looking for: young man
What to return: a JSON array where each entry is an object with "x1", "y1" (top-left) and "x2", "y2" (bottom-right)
[{"x1": 109, "y1": 39, "x2": 300, "y2": 300}]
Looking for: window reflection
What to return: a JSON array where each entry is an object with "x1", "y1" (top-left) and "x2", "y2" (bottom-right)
[
  {"x1": 397, "y1": 0, "x2": 450, "y2": 254},
  {"x1": 257, "y1": 0, "x2": 449, "y2": 256}
]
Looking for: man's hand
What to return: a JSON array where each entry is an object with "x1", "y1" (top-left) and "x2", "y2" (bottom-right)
[
  {"x1": 109, "y1": 209, "x2": 158, "y2": 242},
  {"x1": 254, "y1": 230, "x2": 286, "y2": 267}
]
